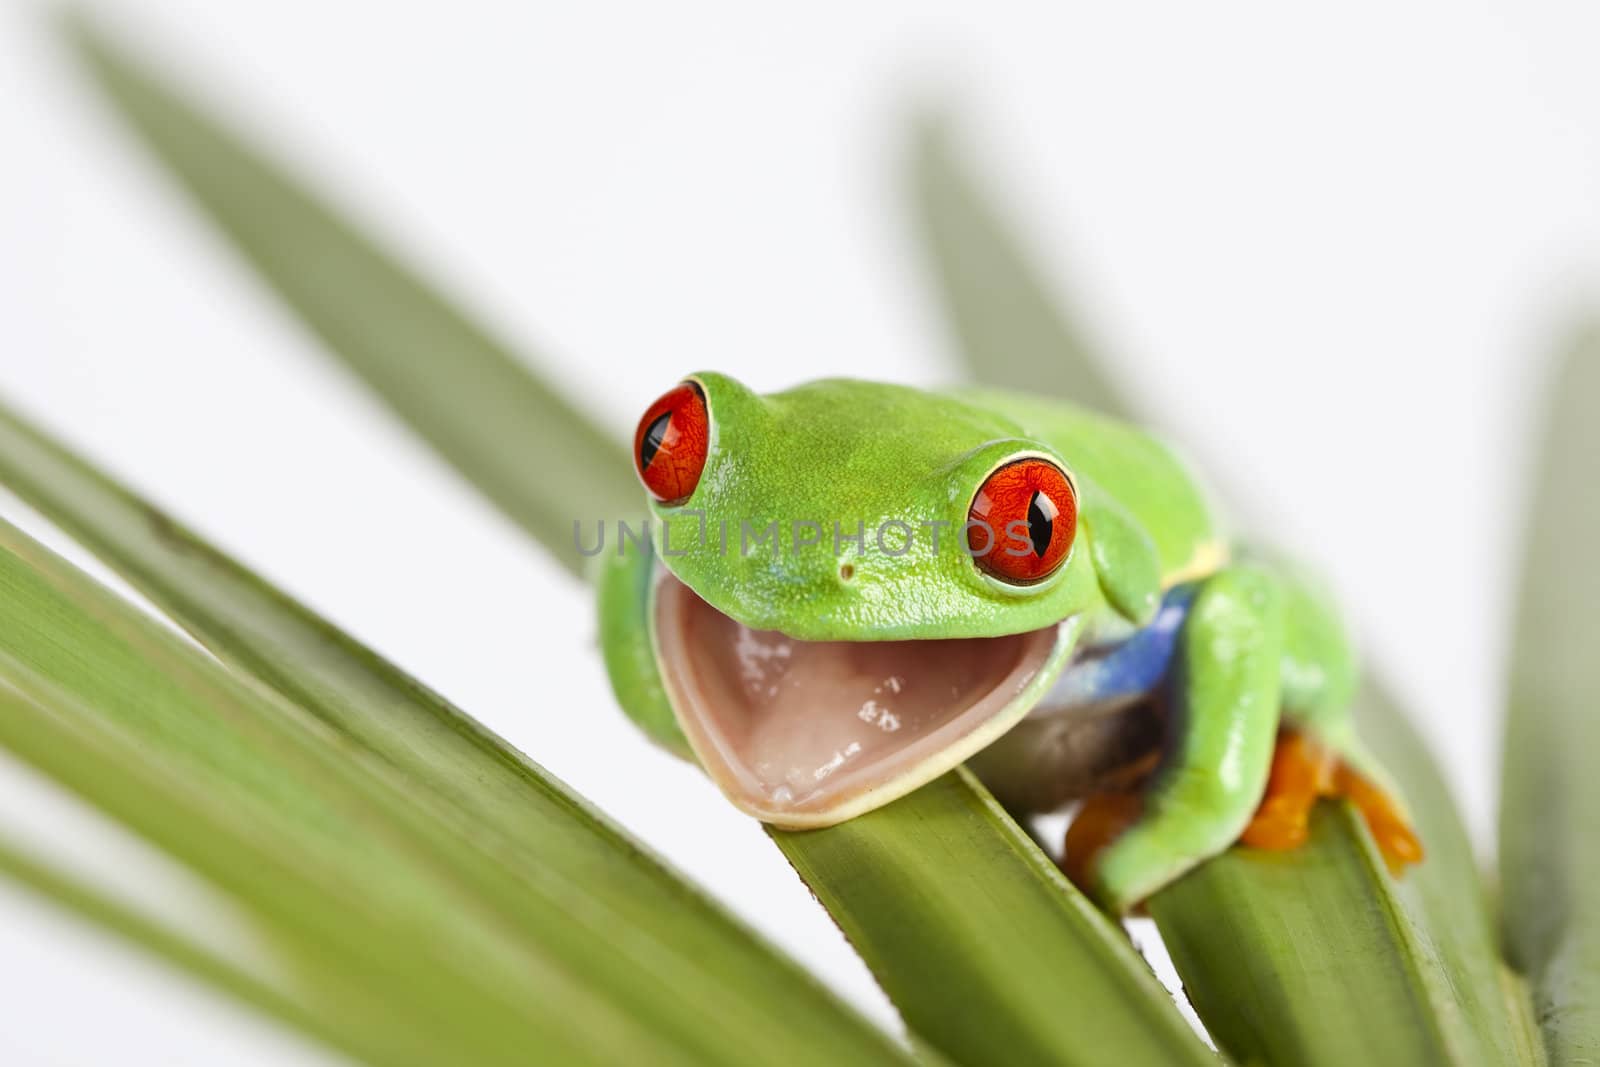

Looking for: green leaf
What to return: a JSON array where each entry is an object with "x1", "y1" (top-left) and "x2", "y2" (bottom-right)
[
  {"x1": 0, "y1": 519, "x2": 695, "y2": 1066},
  {"x1": 1152, "y1": 683, "x2": 1542, "y2": 1066},
  {"x1": 62, "y1": 12, "x2": 635, "y2": 580},
  {"x1": 1501, "y1": 323, "x2": 1600, "y2": 1065},
  {"x1": 1151, "y1": 804, "x2": 1445, "y2": 1064},
  {"x1": 1356, "y1": 684, "x2": 1545, "y2": 1067},
  {"x1": 913, "y1": 117, "x2": 1538, "y2": 1066},
  {"x1": 58, "y1": 19, "x2": 1214, "y2": 1065},
  {"x1": 773, "y1": 770, "x2": 1213, "y2": 1067},
  {"x1": 0, "y1": 402, "x2": 909, "y2": 1067},
  {"x1": 0, "y1": 832, "x2": 358, "y2": 1062},
  {"x1": 910, "y1": 118, "x2": 1122, "y2": 414}
]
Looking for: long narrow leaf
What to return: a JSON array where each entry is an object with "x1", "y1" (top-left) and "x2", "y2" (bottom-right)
[
  {"x1": 1356, "y1": 684, "x2": 1545, "y2": 1066},
  {"x1": 774, "y1": 769, "x2": 1211, "y2": 1067},
  {"x1": 913, "y1": 118, "x2": 1537, "y2": 1065},
  {"x1": 0, "y1": 522, "x2": 679, "y2": 1066},
  {"x1": 911, "y1": 120, "x2": 1123, "y2": 413},
  {"x1": 0, "y1": 510, "x2": 921, "y2": 1065},
  {"x1": 0, "y1": 833, "x2": 357, "y2": 1063},
  {"x1": 63, "y1": 13, "x2": 634, "y2": 579},
  {"x1": 1152, "y1": 680, "x2": 1541, "y2": 1065},
  {"x1": 59, "y1": 21, "x2": 1216, "y2": 1066},
  {"x1": 1148, "y1": 685, "x2": 1540, "y2": 1066},
  {"x1": 1501, "y1": 324, "x2": 1600, "y2": 1064},
  {"x1": 1151, "y1": 803, "x2": 1447, "y2": 1064},
  {"x1": 0, "y1": 397, "x2": 909, "y2": 1067}
]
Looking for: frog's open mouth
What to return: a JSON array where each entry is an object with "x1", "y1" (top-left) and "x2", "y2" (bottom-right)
[{"x1": 653, "y1": 572, "x2": 1063, "y2": 828}]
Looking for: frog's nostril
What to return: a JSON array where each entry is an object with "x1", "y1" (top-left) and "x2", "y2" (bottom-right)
[{"x1": 838, "y1": 562, "x2": 856, "y2": 582}]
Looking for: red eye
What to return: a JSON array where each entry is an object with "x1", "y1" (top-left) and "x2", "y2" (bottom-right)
[
  {"x1": 967, "y1": 458, "x2": 1076, "y2": 584},
  {"x1": 634, "y1": 382, "x2": 709, "y2": 505}
]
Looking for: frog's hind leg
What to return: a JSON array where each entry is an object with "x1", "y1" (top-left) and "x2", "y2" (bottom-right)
[{"x1": 1257, "y1": 569, "x2": 1423, "y2": 872}]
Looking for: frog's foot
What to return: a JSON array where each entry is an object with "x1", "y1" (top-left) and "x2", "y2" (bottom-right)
[
  {"x1": 1335, "y1": 762, "x2": 1425, "y2": 874},
  {"x1": 1240, "y1": 729, "x2": 1335, "y2": 851},
  {"x1": 1241, "y1": 728, "x2": 1423, "y2": 873},
  {"x1": 1060, "y1": 791, "x2": 1144, "y2": 896}
]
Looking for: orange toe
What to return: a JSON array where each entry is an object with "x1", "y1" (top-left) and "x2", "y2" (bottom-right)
[
  {"x1": 1335, "y1": 764, "x2": 1425, "y2": 874},
  {"x1": 1241, "y1": 796, "x2": 1313, "y2": 851},
  {"x1": 1240, "y1": 728, "x2": 1424, "y2": 874},
  {"x1": 1062, "y1": 791, "x2": 1144, "y2": 893},
  {"x1": 1242, "y1": 729, "x2": 1335, "y2": 852}
]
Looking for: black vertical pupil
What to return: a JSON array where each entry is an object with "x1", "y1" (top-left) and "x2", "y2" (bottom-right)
[
  {"x1": 640, "y1": 412, "x2": 672, "y2": 469},
  {"x1": 1026, "y1": 491, "x2": 1056, "y2": 557}
]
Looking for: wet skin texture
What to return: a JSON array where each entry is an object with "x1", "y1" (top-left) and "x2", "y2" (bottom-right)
[{"x1": 598, "y1": 373, "x2": 1420, "y2": 913}]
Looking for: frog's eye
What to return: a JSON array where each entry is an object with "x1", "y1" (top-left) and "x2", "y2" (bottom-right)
[
  {"x1": 967, "y1": 457, "x2": 1076, "y2": 584},
  {"x1": 634, "y1": 382, "x2": 709, "y2": 505}
]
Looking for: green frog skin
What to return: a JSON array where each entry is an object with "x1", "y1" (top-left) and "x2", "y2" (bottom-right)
[{"x1": 597, "y1": 373, "x2": 1421, "y2": 913}]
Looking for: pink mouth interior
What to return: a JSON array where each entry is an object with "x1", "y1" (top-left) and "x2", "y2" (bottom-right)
[{"x1": 654, "y1": 574, "x2": 1057, "y2": 825}]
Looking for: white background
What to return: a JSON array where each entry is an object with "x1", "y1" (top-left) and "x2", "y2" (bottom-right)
[{"x1": 3, "y1": 2, "x2": 1599, "y2": 1063}]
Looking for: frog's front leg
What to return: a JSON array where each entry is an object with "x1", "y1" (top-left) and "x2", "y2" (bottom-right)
[{"x1": 1070, "y1": 564, "x2": 1286, "y2": 913}]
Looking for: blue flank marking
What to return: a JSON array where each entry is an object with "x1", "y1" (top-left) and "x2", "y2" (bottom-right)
[{"x1": 1049, "y1": 583, "x2": 1199, "y2": 711}]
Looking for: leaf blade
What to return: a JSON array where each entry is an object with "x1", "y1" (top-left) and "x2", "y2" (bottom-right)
[
  {"x1": 1500, "y1": 324, "x2": 1600, "y2": 1065},
  {"x1": 0, "y1": 524, "x2": 640, "y2": 1066},
  {"x1": 0, "y1": 398, "x2": 912, "y2": 1067},
  {"x1": 1150, "y1": 803, "x2": 1443, "y2": 1064},
  {"x1": 55, "y1": 21, "x2": 1217, "y2": 1066},
  {"x1": 0, "y1": 832, "x2": 363, "y2": 1064},
  {"x1": 913, "y1": 117, "x2": 1537, "y2": 1066},
  {"x1": 910, "y1": 119, "x2": 1123, "y2": 413},
  {"x1": 1148, "y1": 677, "x2": 1536, "y2": 1067},
  {"x1": 774, "y1": 769, "x2": 1213, "y2": 1067},
  {"x1": 63, "y1": 12, "x2": 636, "y2": 579}
]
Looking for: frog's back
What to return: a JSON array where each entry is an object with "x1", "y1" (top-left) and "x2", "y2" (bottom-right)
[{"x1": 950, "y1": 388, "x2": 1225, "y2": 582}]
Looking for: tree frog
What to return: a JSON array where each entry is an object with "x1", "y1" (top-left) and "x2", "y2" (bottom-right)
[{"x1": 597, "y1": 373, "x2": 1422, "y2": 913}]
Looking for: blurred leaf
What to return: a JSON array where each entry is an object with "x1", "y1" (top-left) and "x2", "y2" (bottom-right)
[
  {"x1": 0, "y1": 405, "x2": 910, "y2": 1066},
  {"x1": 1501, "y1": 323, "x2": 1600, "y2": 1065},
  {"x1": 773, "y1": 770, "x2": 1213, "y2": 1067},
  {"x1": 0, "y1": 519, "x2": 706, "y2": 1066},
  {"x1": 911, "y1": 119, "x2": 1122, "y2": 412},
  {"x1": 0, "y1": 833, "x2": 355, "y2": 1062},
  {"x1": 1356, "y1": 684, "x2": 1545, "y2": 1066},
  {"x1": 59, "y1": 20, "x2": 1216, "y2": 1065},
  {"x1": 914, "y1": 117, "x2": 1538, "y2": 1065},
  {"x1": 63, "y1": 13, "x2": 635, "y2": 579}
]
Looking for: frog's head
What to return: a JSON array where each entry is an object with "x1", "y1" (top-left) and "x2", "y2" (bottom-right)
[{"x1": 630, "y1": 372, "x2": 1104, "y2": 827}]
